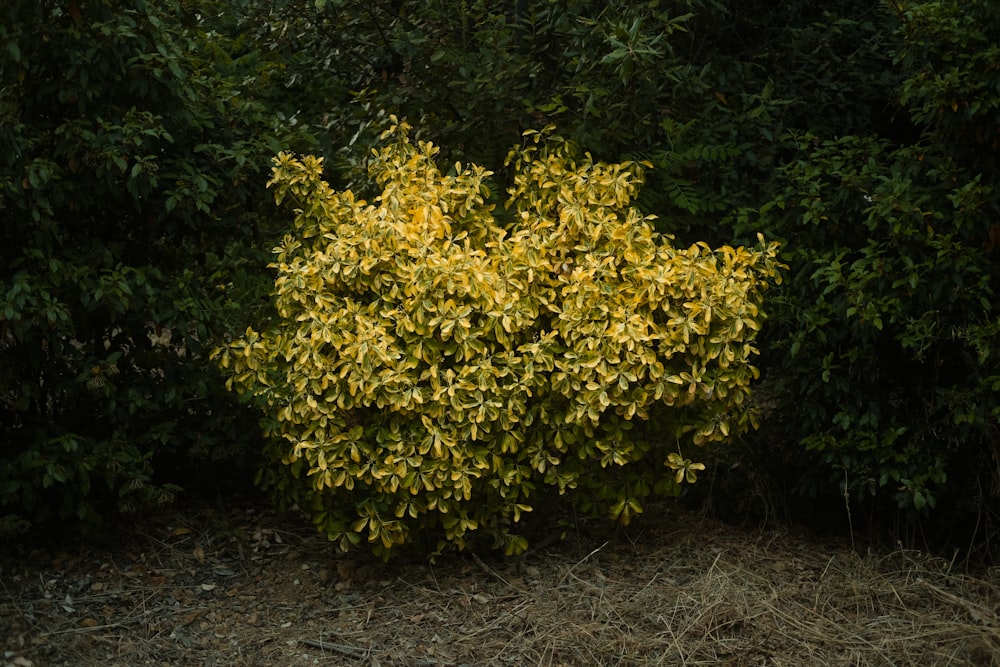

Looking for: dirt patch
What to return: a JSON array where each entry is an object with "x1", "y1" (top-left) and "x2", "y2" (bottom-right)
[{"x1": 2, "y1": 501, "x2": 999, "y2": 666}]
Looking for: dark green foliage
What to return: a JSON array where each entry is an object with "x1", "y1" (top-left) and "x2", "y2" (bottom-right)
[
  {"x1": 733, "y1": 1, "x2": 1000, "y2": 538},
  {"x1": 743, "y1": 135, "x2": 998, "y2": 508},
  {"x1": 0, "y1": 0, "x2": 316, "y2": 535},
  {"x1": 894, "y1": 0, "x2": 1000, "y2": 158},
  {"x1": 285, "y1": 1, "x2": 732, "y2": 191}
]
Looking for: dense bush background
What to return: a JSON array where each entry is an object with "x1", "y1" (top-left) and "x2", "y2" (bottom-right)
[
  {"x1": 0, "y1": 0, "x2": 317, "y2": 534},
  {"x1": 3, "y1": 0, "x2": 998, "y2": 556}
]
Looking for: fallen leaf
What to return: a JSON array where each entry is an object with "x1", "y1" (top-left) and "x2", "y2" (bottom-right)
[
  {"x1": 200, "y1": 583, "x2": 217, "y2": 592},
  {"x1": 182, "y1": 610, "x2": 204, "y2": 625},
  {"x1": 193, "y1": 546, "x2": 206, "y2": 564}
]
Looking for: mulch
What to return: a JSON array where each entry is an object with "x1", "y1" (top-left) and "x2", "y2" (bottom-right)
[{"x1": 2, "y1": 499, "x2": 999, "y2": 666}]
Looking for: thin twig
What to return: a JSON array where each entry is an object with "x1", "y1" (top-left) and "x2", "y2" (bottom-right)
[
  {"x1": 470, "y1": 552, "x2": 527, "y2": 593},
  {"x1": 557, "y1": 541, "x2": 608, "y2": 588},
  {"x1": 300, "y1": 638, "x2": 369, "y2": 659}
]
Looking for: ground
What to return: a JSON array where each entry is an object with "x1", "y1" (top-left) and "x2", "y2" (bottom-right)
[{"x1": 2, "y1": 498, "x2": 999, "y2": 667}]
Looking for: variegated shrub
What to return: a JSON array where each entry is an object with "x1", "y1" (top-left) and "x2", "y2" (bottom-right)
[{"x1": 215, "y1": 121, "x2": 783, "y2": 557}]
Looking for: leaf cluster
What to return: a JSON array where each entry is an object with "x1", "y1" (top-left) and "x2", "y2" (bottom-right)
[{"x1": 217, "y1": 122, "x2": 782, "y2": 557}]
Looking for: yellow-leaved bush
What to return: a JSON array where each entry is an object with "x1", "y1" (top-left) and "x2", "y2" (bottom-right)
[{"x1": 215, "y1": 120, "x2": 784, "y2": 557}]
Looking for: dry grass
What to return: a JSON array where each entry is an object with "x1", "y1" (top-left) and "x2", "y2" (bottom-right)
[{"x1": 2, "y1": 501, "x2": 998, "y2": 666}]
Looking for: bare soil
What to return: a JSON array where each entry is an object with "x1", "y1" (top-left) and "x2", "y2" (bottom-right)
[{"x1": 2, "y1": 499, "x2": 999, "y2": 667}]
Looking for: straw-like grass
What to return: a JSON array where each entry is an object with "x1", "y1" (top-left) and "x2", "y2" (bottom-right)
[{"x1": 2, "y1": 502, "x2": 998, "y2": 666}]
